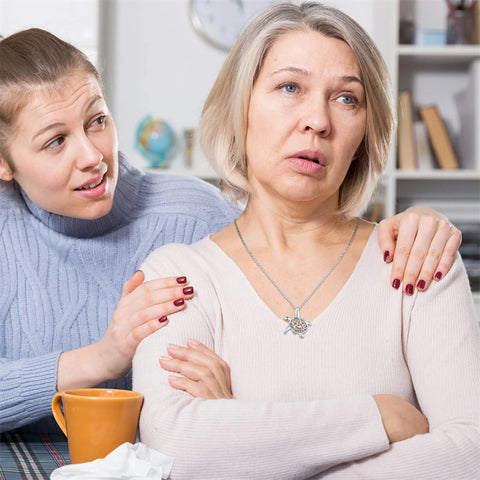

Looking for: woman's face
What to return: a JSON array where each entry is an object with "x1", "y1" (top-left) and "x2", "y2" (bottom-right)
[
  {"x1": 1, "y1": 71, "x2": 119, "y2": 219},
  {"x1": 245, "y1": 29, "x2": 367, "y2": 211}
]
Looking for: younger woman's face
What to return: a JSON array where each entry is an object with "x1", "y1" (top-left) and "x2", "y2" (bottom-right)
[{"x1": 0, "y1": 71, "x2": 119, "y2": 219}]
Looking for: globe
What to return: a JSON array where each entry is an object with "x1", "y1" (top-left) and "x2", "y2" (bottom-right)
[{"x1": 135, "y1": 116, "x2": 176, "y2": 168}]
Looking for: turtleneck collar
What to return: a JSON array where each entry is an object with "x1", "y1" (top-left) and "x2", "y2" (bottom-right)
[{"x1": 20, "y1": 153, "x2": 144, "y2": 238}]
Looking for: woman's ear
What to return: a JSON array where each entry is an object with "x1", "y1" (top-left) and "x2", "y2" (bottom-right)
[{"x1": 0, "y1": 155, "x2": 14, "y2": 181}]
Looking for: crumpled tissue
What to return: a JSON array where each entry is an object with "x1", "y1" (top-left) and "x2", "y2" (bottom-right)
[{"x1": 50, "y1": 442, "x2": 174, "y2": 480}]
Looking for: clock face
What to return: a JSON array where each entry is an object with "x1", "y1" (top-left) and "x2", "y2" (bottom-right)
[{"x1": 189, "y1": 0, "x2": 284, "y2": 51}]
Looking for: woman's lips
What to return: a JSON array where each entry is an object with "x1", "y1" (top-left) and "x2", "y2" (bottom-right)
[
  {"x1": 74, "y1": 166, "x2": 108, "y2": 199},
  {"x1": 286, "y1": 150, "x2": 327, "y2": 175},
  {"x1": 76, "y1": 174, "x2": 105, "y2": 190}
]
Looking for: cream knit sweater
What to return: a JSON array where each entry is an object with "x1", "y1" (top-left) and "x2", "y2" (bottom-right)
[{"x1": 133, "y1": 229, "x2": 480, "y2": 480}]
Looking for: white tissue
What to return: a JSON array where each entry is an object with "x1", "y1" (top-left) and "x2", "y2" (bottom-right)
[{"x1": 50, "y1": 442, "x2": 174, "y2": 480}]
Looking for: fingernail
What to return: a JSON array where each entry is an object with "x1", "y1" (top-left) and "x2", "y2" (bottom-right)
[
  {"x1": 188, "y1": 339, "x2": 200, "y2": 346},
  {"x1": 159, "y1": 316, "x2": 168, "y2": 323},
  {"x1": 383, "y1": 251, "x2": 390, "y2": 262},
  {"x1": 183, "y1": 286, "x2": 194, "y2": 295},
  {"x1": 168, "y1": 344, "x2": 179, "y2": 350},
  {"x1": 160, "y1": 356, "x2": 171, "y2": 361},
  {"x1": 174, "y1": 298, "x2": 185, "y2": 307},
  {"x1": 405, "y1": 284, "x2": 414, "y2": 295},
  {"x1": 392, "y1": 278, "x2": 400, "y2": 289},
  {"x1": 435, "y1": 271, "x2": 443, "y2": 281},
  {"x1": 417, "y1": 279, "x2": 426, "y2": 290},
  {"x1": 176, "y1": 276, "x2": 187, "y2": 284},
  {"x1": 135, "y1": 269, "x2": 143, "y2": 274}
]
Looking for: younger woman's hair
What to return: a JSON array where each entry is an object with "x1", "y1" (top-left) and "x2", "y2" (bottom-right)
[
  {"x1": 0, "y1": 28, "x2": 101, "y2": 163},
  {"x1": 199, "y1": 1, "x2": 394, "y2": 217}
]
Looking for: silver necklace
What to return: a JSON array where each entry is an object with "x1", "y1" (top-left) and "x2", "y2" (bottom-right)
[{"x1": 234, "y1": 217, "x2": 360, "y2": 339}]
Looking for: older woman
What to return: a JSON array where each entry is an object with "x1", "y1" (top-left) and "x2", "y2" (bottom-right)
[{"x1": 133, "y1": 3, "x2": 480, "y2": 479}]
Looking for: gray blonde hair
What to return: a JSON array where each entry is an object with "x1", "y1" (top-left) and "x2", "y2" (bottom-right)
[
  {"x1": 0, "y1": 28, "x2": 101, "y2": 165},
  {"x1": 200, "y1": 2, "x2": 394, "y2": 217}
]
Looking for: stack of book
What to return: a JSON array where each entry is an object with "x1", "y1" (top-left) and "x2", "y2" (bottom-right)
[
  {"x1": 397, "y1": 59, "x2": 480, "y2": 171},
  {"x1": 397, "y1": 92, "x2": 461, "y2": 170}
]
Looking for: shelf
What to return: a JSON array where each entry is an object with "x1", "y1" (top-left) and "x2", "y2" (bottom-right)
[
  {"x1": 398, "y1": 44, "x2": 480, "y2": 57},
  {"x1": 394, "y1": 169, "x2": 480, "y2": 180}
]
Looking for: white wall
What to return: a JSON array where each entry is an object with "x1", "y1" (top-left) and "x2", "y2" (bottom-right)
[
  {"x1": 101, "y1": 0, "x2": 393, "y2": 172},
  {"x1": 0, "y1": 0, "x2": 99, "y2": 63}
]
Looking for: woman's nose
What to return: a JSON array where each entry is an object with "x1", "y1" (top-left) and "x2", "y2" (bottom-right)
[
  {"x1": 75, "y1": 134, "x2": 103, "y2": 170},
  {"x1": 300, "y1": 99, "x2": 331, "y2": 136}
]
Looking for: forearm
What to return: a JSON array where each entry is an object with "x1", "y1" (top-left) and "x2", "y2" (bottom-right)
[
  {"x1": 320, "y1": 425, "x2": 480, "y2": 479},
  {"x1": 140, "y1": 390, "x2": 388, "y2": 480},
  {"x1": 134, "y1": 331, "x2": 389, "y2": 480},
  {"x1": 0, "y1": 352, "x2": 60, "y2": 432}
]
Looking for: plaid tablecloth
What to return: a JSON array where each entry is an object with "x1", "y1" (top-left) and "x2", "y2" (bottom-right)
[{"x1": 0, "y1": 432, "x2": 69, "y2": 480}]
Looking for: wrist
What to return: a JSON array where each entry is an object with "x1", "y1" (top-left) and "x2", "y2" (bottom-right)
[{"x1": 56, "y1": 343, "x2": 109, "y2": 391}]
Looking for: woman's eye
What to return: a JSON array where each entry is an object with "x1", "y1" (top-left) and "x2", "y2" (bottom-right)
[
  {"x1": 90, "y1": 114, "x2": 107, "y2": 128},
  {"x1": 280, "y1": 83, "x2": 298, "y2": 94},
  {"x1": 338, "y1": 94, "x2": 357, "y2": 105},
  {"x1": 45, "y1": 137, "x2": 65, "y2": 150}
]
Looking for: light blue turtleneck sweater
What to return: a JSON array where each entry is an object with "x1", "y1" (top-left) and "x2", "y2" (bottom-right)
[{"x1": 0, "y1": 153, "x2": 240, "y2": 433}]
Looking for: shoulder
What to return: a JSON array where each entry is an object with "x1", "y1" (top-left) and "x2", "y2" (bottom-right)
[
  {"x1": 0, "y1": 182, "x2": 28, "y2": 231},
  {"x1": 0, "y1": 181, "x2": 23, "y2": 208},
  {"x1": 140, "y1": 237, "x2": 217, "y2": 281},
  {"x1": 354, "y1": 223, "x2": 386, "y2": 274},
  {"x1": 139, "y1": 173, "x2": 240, "y2": 225}
]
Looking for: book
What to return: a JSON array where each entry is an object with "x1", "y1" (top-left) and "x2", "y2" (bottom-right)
[
  {"x1": 418, "y1": 105, "x2": 459, "y2": 170},
  {"x1": 413, "y1": 121, "x2": 435, "y2": 171},
  {"x1": 397, "y1": 91, "x2": 417, "y2": 169}
]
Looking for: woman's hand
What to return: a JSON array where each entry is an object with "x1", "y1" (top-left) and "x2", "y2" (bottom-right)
[
  {"x1": 377, "y1": 206, "x2": 462, "y2": 294},
  {"x1": 160, "y1": 340, "x2": 233, "y2": 399},
  {"x1": 373, "y1": 394, "x2": 429, "y2": 443},
  {"x1": 57, "y1": 271, "x2": 195, "y2": 391},
  {"x1": 95, "y1": 271, "x2": 195, "y2": 381}
]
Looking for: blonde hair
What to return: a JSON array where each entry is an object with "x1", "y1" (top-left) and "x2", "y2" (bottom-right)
[
  {"x1": 0, "y1": 28, "x2": 101, "y2": 165},
  {"x1": 200, "y1": 2, "x2": 394, "y2": 217}
]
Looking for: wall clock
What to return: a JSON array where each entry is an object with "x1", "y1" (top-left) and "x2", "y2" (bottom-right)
[{"x1": 189, "y1": 0, "x2": 285, "y2": 51}]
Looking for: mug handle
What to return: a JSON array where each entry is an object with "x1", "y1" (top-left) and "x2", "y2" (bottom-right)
[{"x1": 51, "y1": 392, "x2": 68, "y2": 436}]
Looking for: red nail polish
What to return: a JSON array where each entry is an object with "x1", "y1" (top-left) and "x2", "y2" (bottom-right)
[
  {"x1": 159, "y1": 316, "x2": 168, "y2": 323},
  {"x1": 417, "y1": 279, "x2": 426, "y2": 290},
  {"x1": 435, "y1": 271, "x2": 443, "y2": 280},
  {"x1": 174, "y1": 298, "x2": 185, "y2": 307},
  {"x1": 183, "y1": 286, "x2": 194, "y2": 295},
  {"x1": 383, "y1": 251, "x2": 390, "y2": 262},
  {"x1": 176, "y1": 276, "x2": 187, "y2": 284},
  {"x1": 392, "y1": 279, "x2": 400, "y2": 289},
  {"x1": 406, "y1": 284, "x2": 414, "y2": 295}
]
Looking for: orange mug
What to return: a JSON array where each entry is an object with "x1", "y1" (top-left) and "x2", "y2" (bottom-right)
[{"x1": 51, "y1": 388, "x2": 143, "y2": 464}]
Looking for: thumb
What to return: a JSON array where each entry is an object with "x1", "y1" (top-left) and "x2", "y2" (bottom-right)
[{"x1": 122, "y1": 269, "x2": 145, "y2": 297}]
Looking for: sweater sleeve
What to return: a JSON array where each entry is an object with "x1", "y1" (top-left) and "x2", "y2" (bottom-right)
[
  {"x1": 133, "y1": 245, "x2": 389, "y2": 480},
  {"x1": 0, "y1": 351, "x2": 61, "y2": 432},
  {"x1": 319, "y1": 255, "x2": 480, "y2": 479}
]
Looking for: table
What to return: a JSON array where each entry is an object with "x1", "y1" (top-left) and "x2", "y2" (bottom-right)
[{"x1": 0, "y1": 432, "x2": 69, "y2": 480}]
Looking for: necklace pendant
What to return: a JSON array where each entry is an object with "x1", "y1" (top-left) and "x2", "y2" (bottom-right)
[{"x1": 284, "y1": 307, "x2": 311, "y2": 339}]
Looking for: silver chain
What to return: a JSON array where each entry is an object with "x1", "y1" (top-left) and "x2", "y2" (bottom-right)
[{"x1": 234, "y1": 217, "x2": 360, "y2": 314}]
